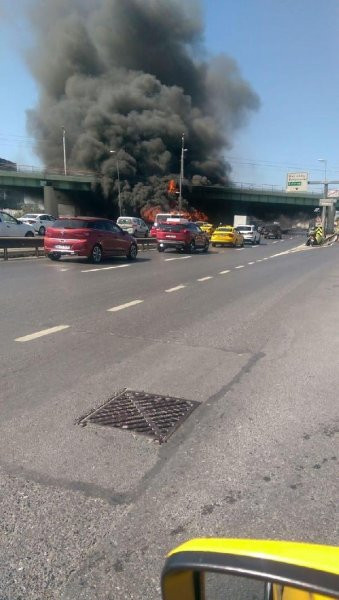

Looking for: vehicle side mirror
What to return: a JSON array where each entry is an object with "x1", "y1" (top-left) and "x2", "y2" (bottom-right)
[{"x1": 162, "y1": 539, "x2": 339, "y2": 600}]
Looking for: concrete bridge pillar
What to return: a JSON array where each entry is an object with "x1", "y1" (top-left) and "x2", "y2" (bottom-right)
[{"x1": 44, "y1": 186, "x2": 79, "y2": 217}]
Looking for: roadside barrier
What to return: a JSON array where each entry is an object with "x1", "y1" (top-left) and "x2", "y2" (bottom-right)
[{"x1": 0, "y1": 237, "x2": 157, "y2": 260}]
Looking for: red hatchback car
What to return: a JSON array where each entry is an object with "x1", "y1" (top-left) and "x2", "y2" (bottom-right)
[{"x1": 44, "y1": 217, "x2": 138, "y2": 263}]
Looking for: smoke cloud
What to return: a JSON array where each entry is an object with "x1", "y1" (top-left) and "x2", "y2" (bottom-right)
[{"x1": 27, "y1": 0, "x2": 259, "y2": 212}]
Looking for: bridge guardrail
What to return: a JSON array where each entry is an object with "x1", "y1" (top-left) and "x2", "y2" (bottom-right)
[{"x1": 0, "y1": 237, "x2": 157, "y2": 260}]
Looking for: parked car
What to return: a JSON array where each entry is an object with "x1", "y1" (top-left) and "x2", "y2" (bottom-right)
[
  {"x1": 265, "y1": 224, "x2": 282, "y2": 239},
  {"x1": 0, "y1": 211, "x2": 35, "y2": 237},
  {"x1": 19, "y1": 213, "x2": 56, "y2": 236},
  {"x1": 235, "y1": 224, "x2": 261, "y2": 245},
  {"x1": 116, "y1": 216, "x2": 149, "y2": 237},
  {"x1": 156, "y1": 222, "x2": 209, "y2": 253},
  {"x1": 211, "y1": 226, "x2": 244, "y2": 247},
  {"x1": 44, "y1": 217, "x2": 138, "y2": 263},
  {"x1": 195, "y1": 221, "x2": 215, "y2": 237}
]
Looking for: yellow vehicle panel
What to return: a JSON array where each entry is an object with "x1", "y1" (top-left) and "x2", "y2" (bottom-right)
[
  {"x1": 211, "y1": 226, "x2": 243, "y2": 246},
  {"x1": 196, "y1": 222, "x2": 214, "y2": 236}
]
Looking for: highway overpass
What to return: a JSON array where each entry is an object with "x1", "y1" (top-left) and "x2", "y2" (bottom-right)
[{"x1": 0, "y1": 167, "x2": 325, "y2": 218}]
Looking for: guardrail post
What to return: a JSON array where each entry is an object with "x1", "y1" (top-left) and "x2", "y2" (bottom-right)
[
  {"x1": 35, "y1": 245, "x2": 39, "y2": 258},
  {"x1": 4, "y1": 248, "x2": 8, "y2": 261}
]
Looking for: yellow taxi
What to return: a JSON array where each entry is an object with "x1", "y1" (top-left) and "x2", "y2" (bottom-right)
[
  {"x1": 211, "y1": 225, "x2": 244, "y2": 247},
  {"x1": 195, "y1": 222, "x2": 215, "y2": 237}
]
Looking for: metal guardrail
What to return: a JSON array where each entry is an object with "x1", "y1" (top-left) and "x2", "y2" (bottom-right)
[
  {"x1": 0, "y1": 236, "x2": 157, "y2": 260},
  {"x1": 0, "y1": 237, "x2": 44, "y2": 260}
]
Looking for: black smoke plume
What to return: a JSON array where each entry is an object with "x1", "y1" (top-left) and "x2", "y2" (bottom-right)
[{"x1": 27, "y1": 0, "x2": 259, "y2": 213}]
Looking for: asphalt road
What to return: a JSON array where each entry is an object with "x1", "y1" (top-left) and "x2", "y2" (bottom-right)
[{"x1": 0, "y1": 236, "x2": 338, "y2": 599}]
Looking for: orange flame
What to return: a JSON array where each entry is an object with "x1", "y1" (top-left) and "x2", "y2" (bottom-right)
[{"x1": 167, "y1": 179, "x2": 178, "y2": 194}]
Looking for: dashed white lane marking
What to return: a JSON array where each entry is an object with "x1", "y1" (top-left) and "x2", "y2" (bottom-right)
[
  {"x1": 107, "y1": 300, "x2": 143, "y2": 312},
  {"x1": 15, "y1": 325, "x2": 70, "y2": 343},
  {"x1": 59, "y1": 268, "x2": 69, "y2": 272},
  {"x1": 256, "y1": 259, "x2": 263, "y2": 262},
  {"x1": 165, "y1": 285, "x2": 186, "y2": 293},
  {"x1": 198, "y1": 276, "x2": 213, "y2": 282},
  {"x1": 236, "y1": 248, "x2": 244, "y2": 251},
  {"x1": 263, "y1": 257, "x2": 269, "y2": 260},
  {"x1": 219, "y1": 270, "x2": 230, "y2": 275},
  {"x1": 235, "y1": 265, "x2": 245, "y2": 269},
  {"x1": 165, "y1": 256, "x2": 192, "y2": 262},
  {"x1": 248, "y1": 261, "x2": 255, "y2": 265},
  {"x1": 82, "y1": 264, "x2": 131, "y2": 273},
  {"x1": 272, "y1": 241, "x2": 279, "y2": 244}
]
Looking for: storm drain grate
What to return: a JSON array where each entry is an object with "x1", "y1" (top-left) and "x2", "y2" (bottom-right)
[{"x1": 78, "y1": 389, "x2": 200, "y2": 444}]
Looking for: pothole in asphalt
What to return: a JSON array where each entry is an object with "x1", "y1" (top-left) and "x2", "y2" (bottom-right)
[{"x1": 77, "y1": 389, "x2": 200, "y2": 444}]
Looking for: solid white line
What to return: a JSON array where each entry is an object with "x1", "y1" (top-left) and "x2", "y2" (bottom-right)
[
  {"x1": 15, "y1": 325, "x2": 70, "y2": 343},
  {"x1": 219, "y1": 270, "x2": 230, "y2": 275},
  {"x1": 164, "y1": 256, "x2": 192, "y2": 262},
  {"x1": 248, "y1": 261, "x2": 255, "y2": 265},
  {"x1": 82, "y1": 265, "x2": 131, "y2": 273},
  {"x1": 235, "y1": 265, "x2": 244, "y2": 269},
  {"x1": 107, "y1": 300, "x2": 143, "y2": 312},
  {"x1": 165, "y1": 285, "x2": 186, "y2": 293},
  {"x1": 197, "y1": 276, "x2": 213, "y2": 282}
]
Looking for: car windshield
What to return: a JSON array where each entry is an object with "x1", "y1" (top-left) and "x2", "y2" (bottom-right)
[
  {"x1": 52, "y1": 219, "x2": 93, "y2": 229},
  {"x1": 158, "y1": 223, "x2": 187, "y2": 231},
  {"x1": 237, "y1": 226, "x2": 252, "y2": 231},
  {"x1": 217, "y1": 227, "x2": 233, "y2": 232},
  {"x1": 118, "y1": 218, "x2": 133, "y2": 224}
]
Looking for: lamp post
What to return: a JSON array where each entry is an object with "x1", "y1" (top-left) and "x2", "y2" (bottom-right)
[
  {"x1": 110, "y1": 150, "x2": 122, "y2": 216},
  {"x1": 178, "y1": 134, "x2": 187, "y2": 213},
  {"x1": 318, "y1": 158, "x2": 328, "y2": 232},
  {"x1": 61, "y1": 126, "x2": 67, "y2": 176}
]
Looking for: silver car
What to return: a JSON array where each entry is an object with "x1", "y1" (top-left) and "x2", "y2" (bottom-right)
[
  {"x1": 117, "y1": 217, "x2": 149, "y2": 237},
  {"x1": 236, "y1": 225, "x2": 261, "y2": 245}
]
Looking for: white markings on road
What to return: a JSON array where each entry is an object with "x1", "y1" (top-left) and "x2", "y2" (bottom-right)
[
  {"x1": 107, "y1": 300, "x2": 144, "y2": 312},
  {"x1": 59, "y1": 268, "x2": 69, "y2": 272},
  {"x1": 263, "y1": 257, "x2": 269, "y2": 260},
  {"x1": 82, "y1": 264, "x2": 131, "y2": 273},
  {"x1": 256, "y1": 259, "x2": 263, "y2": 262},
  {"x1": 165, "y1": 256, "x2": 192, "y2": 262},
  {"x1": 272, "y1": 241, "x2": 279, "y2": 244},
  {"x1": 235, "y1": 265, "x2": 245, "y2": 269},
  {"x1": 197, "y1": 276, "x2": 213, "y2": 282},
  {"x1": 219, "y1": 270, "x2": 230, "y2": 275},
  {"x1": 165, "y1": 285, "x2": 186, "y2": 293},
  {"x1": 236, "y1": 248, "x2": 244, "y2": 251},
  {"x1": 248, "y1": 261, "x2": 255, "y2": 265},
  {"x1": 15, "y1": 325, "x2": 70, "y2": 343}
]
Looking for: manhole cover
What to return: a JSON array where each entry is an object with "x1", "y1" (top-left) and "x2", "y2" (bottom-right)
[{"x1": 78, "y1": 389, "x2": 200, "y2": 444}]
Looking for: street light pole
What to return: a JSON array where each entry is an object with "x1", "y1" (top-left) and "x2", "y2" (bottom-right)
[
  {"x1": 62, "y1": 127, "x2": 67, "y2": 176},
  {"x1": 318, "y1": 158, "x2": 328, "y2": 232},
  {"x1": 178, "y1": 134, "x2": 187, "y2": 213},
  {"x1": 110, "y1": 150, "x2": 122, "y2": 217}
]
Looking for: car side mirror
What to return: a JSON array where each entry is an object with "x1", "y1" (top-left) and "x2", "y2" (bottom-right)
[{"x1": 162, "y1": 539, "x2": 339, "y2": 600}]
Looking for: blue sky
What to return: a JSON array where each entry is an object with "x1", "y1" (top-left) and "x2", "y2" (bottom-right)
[{"x1": 1, "y1": 0, "x2": 339, "y2": 190}]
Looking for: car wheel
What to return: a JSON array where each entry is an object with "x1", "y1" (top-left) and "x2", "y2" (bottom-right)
[
  {"x1": 158, "y1": 245, "x2": 165, "y2": 252},
  {"x1": 212, "y1": 243, "x2": 216, "y2": 247},
  {"x1": 186, "y1": 240, "x2": 195, "y2": 253},
  {"x1": 25, "y1": 231, "x2": 34, "y2": 237},
  {"x1": 90, "y1": 244, "x2": 103, "y2": 264},
  {"x1": 127, "y1": 243, "x2": 138, "y2": 260},
  {"x1": 48, "y1": 253, "x2": 61, "y2": 261},
  {"x1": 38, "y1": 226, "x2": 45, "y2": 236},
  {"x1": 203, "y1": 241, "x2": 209, "y2": 253},
  {"x1": 257, "y1": 237, "x2": 261, "y2": 245},
  {"x1": 144, "y1": 230, "x2": 149, "y2": 238}
]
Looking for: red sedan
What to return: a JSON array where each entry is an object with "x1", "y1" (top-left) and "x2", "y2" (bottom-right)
[{"x1": 44, "y1": 217, "x2": 138, "y2": 263}]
